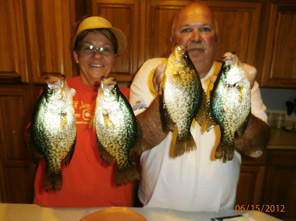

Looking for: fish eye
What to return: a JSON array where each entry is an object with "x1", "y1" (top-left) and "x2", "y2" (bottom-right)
[
  {"x1": 111, "y1": 88, "x2": 117, "y2": 95},
  {"x1": 47, "y1": 89, "x2": 53, "y2": 95}
]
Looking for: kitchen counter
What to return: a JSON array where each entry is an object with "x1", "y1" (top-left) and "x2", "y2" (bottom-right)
[
  {"x1": 0, "y1": 203, "x2": 282, "y2": 221},
  {"x1": 267, "y1": 128, "x2": 296, "y2": 150}
]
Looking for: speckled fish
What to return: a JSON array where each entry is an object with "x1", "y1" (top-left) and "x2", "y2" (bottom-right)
[
  {"x1": 162, "y1": 45, "x2": 206, "y2": 157},
  {"x1": 209, "y1": 52, "x2": 251, "y2": 161},
  {"x1": 29, "y1": 75, "x2": 76, "y2": 191},
  {"x1": 94, "y1": 77, "x2": 140, "y2": 185}
]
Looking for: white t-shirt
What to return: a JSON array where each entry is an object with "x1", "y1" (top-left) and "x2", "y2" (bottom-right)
[{"x1": 130, "y1": 58, "x2": 267, "y2": 212}]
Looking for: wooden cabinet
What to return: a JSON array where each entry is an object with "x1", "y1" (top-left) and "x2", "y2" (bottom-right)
[
  {"x1": 260, "y1": 2, "x2": 296, "y2": 88},
  {"x1": 236, "y1": 149, "x2": 296, "y2": 221},
  {"x1": 0, "y1": 0, "x2": 29, "y2": 83},
  {"x1": 236, "y1": 153, "x2": 266, "y2": 206},
  {"x1": 0, "y1": 0, "x2": 75, "y2": 85},
  {"x1": 91, "y1": 0, "x2": 141, "y2": 83},
  {"x1": 263, "y1": 150, "x2": 296, "y2": 220},
  {"x1": 205, "y1": 1, "x2": 262, "y2": 65},
  {"x1": 0, "y1": 0, "x2": 295, "y2": 205},
  {"x1": 25, "y1": 0, "x2": 76, "y2": 83},
  {"x1": 0, "y1": 87, "x2": 35, "y2": 203},
  {"x1": 90, "y1": 0, "x2": 264, "y2": 82}
]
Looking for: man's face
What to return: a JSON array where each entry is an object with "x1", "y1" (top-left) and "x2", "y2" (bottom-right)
[{"x1": 172, "y1": 4, "x2": 217, "y2": 77}]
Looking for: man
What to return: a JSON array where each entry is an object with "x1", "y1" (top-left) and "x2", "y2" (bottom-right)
[{"x1": 132, "y1": 2, "x2": 269, "y2": 212}]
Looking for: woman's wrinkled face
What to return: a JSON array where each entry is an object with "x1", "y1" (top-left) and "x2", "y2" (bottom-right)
[
  {"x1": 74, "y1": 30, "x2": 116, "y2": 86},
  {"x1": 171, "y1": 4, "x2": 217, "y2": 77}
]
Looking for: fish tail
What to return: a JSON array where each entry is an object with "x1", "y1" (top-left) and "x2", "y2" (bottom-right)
[
  {"x1": 115, "y1": 164, "x2": 140, "y2": 186},
  {"x1": 175, "y1": 134, "x2": 196, "y2": 156},
  {"x1": 44, "y1": 172, "x2": 62, "y2": 191},
  {"x1": 215, "y1": 143, "x2": 234, "y2": 161}
]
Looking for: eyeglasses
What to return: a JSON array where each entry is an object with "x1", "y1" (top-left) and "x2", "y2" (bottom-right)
[{"x1": 80, "y1": 44, "x2": 115, "y2": 56}]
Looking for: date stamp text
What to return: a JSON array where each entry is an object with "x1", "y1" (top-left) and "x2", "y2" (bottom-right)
[{"x1": 235, "y1": 204, "x2": 285, "y2": 213}]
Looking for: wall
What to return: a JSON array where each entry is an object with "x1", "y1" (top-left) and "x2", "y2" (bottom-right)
[{"x1": 260, "y1": 87, "x2": 296, "y2": 125}]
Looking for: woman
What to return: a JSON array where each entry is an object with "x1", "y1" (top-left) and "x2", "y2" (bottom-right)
[{"x1": 33, "y1": 16, "x2": 134, "y2": 207}]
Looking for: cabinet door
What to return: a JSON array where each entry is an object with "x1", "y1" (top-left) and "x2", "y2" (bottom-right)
[
  {"x1": 263, "y1": 166, "x2": 296, "y2": 220},
  {"x1": 260, "y1": 3, "x2": 296, "y2": 88},
  {"x1": 205, "y1": 1, "x2": 262, "y2": 64},
  {"x1": 0, "y1": 87, "x2": 35, "y2": 203},
  {"x1": 91, "y1": 0, "x2": 141, "y2": 83},
  {"x1": 25, "y1": 0, "x2": 75, "y2": 83},
  {"x1": 263, "y1": 150, "x2": 296, "y2": 220},
  {"x1": 236, "y1": 165, "x2": 265, "y2": 206},
  {"x1": 145, "y1": 0, "x2": 192, "y2": 60},
  {"x1": 0, "y1": 0, "x2": 29, "y2": 83}
]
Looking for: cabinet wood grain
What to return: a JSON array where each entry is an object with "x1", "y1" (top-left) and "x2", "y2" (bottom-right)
[
  {"x1": 0, "y1": 87, "x2": 35, "y2": 203},
  {"x1": 0, "y1": 0, "x2": 29, "y2": 83},
  {"x1": 260, "y1": 3, "x2": 296, "y2": 88}
]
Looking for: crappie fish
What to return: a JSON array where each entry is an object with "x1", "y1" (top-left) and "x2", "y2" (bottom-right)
[
  {"x1": 29, "y1": 75, "x2": 76, "y2": 191},
  {"x1": 209, "y1": 52, "x2": 251, "y2": 161},
  {"x1": 162, "y1": 45, "x2": 206, "y2": 157},
  {"x1": 94, "y1": 77, "x2": 140, "y2": 185}
]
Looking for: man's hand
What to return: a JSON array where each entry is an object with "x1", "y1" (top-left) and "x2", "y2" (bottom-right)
[
  {"x1": 152, "y1": 62, "x2": 166, "y2": 95},
  {"x1": 243, "y1": 63, "x2": 256, "y2": 89},
  {"x1": 210, "y1": 52, "x2": 257, "y2": 89}
]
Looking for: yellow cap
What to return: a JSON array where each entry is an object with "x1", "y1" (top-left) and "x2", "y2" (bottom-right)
[{"x1": 73, "y1": 16, "x2": 127, "y2": 54}]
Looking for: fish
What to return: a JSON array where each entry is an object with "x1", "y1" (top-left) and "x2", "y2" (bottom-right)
[
  {"x1": 28, "y1": 75, "x2": 76, "y2": 191},
  {"x1": 94, "y1": 77, "x2": 140, "y2": 186},
  {"x1": 162, "y1": 45, "x2": 206, "y2": 157},
  {"x1": 209, "y1": 52, "x2": 251, "y2": 161}
]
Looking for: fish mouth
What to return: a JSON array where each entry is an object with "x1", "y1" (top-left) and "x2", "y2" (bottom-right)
[
  {"x1": 222, "y1": 52, "x2": 237, "y2": 65},
  {"x1": 101, "y1": 77, "x2": 117, "y2": 90}
]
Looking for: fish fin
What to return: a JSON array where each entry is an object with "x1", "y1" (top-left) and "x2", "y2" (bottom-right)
[
  {"x1": 203, "y1": 99, "x2": 217, "y2": 133},
  {"x1": 215, "y1": 143, "x2": 234, "y2": 161},
  {"x1": 89, "y1": 116, "x2": 96, "y2": 130},
  {"x1": 101, "y1": 148, "x2": 116, "y2": 166},
  {"x1": 103, "y1": 113, "x2": 115, "y2": 129},
  {"x1": 130, "y1": 121, "x2": 144, "y2": 158},
  {"x1": 64, "y1": 138, "x2": 76, "y2": 167},
  {"x1": 30, "y1": 146, "x2": 42, "y2": 164},
  {"x1": 174, "y1": 140, "x2": 185, "y2": 157},
  {"x1": 175, "y1": 134, "x2": 196, "y2": 157},
  {"x1": 44, "y1": 172, "x2": 62, "y2": 191},
  {"x1": 115, "y1": 164, "x2": 140, "y2": 186},
  {"x1": 225, "y1": 146, "x2": 234, "y2": 161},
  {"x1": 163, "y1": 99, "x2": 176, "y2": 132},
  {"x1": 195, "y1": 90, "x2": 207, "y2": 127},
  {"x1": 185, "y1": 134, "x2": 197, "y2": 152},
  {"x1": 96, "y1": 136, "x2": 116, "y2": 165},
  {"x1": 215, "y1": 144, "x2": 224, "y2": 160},
  {"x1": 236, "y1": 113, "x2": 250, "y2": 138}
]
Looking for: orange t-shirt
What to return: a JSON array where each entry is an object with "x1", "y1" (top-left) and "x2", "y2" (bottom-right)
[{"x1": 33, "y1": 76, "x2": 134, "y2": 207}]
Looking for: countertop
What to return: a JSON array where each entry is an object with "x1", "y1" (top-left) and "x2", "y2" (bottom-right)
[
  {"x1": 0, "y1": 203, "x2": 282, "y2": 221},
  {"x1": 267, "y1": 128, "x2": 296, "y2": 150}
]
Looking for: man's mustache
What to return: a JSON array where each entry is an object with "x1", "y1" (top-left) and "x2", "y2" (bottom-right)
[{"x1": 187, "y1": 42, "x2": 206, "y2": 50}]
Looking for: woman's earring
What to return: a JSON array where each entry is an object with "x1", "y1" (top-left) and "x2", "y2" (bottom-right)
[{"x1": 76, "y1": 60, "x2": 79, "y2": 64}]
